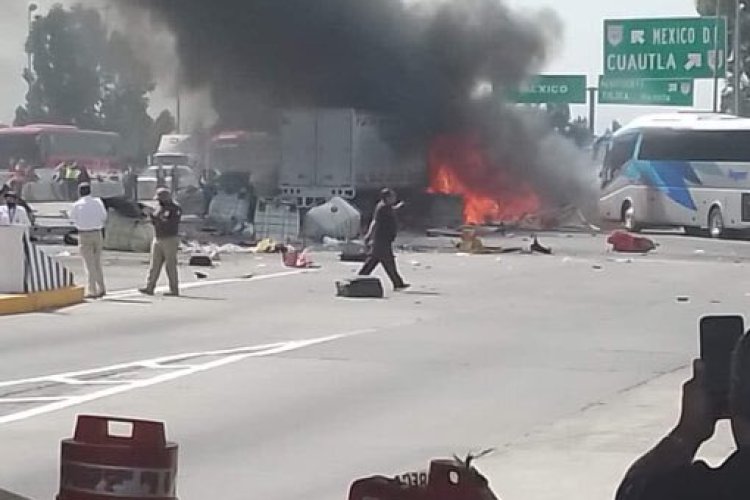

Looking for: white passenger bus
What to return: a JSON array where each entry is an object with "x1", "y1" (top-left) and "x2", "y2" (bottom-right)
[{"x1": 598, "y1": 113, "x2": 750, "y2": 238}]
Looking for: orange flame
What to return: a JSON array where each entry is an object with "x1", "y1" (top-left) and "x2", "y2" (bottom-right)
[{"x1": 427, "y1": 134, "x2": 540, "y2": 224}]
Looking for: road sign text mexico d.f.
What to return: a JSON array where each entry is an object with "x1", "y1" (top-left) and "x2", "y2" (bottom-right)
[
  {"x1": 604, "y1": 17, "x2": 726, "y2": 79},
  {"x1": 510, "y1": 75, "x2": 587, "y2": 104}
]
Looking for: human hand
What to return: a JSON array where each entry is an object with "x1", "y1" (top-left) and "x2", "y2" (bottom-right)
[
  {"x1": 673, "y1": 359, "x2": 717, "y2": 446},
  {"x1": 393, "y1": 201, "x2": 405, "y2": 210}
]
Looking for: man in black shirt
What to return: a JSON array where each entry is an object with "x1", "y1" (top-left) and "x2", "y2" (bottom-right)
[
  {"x1": 358, "y1": 188, "x2": 409, "y2": 290},
  {"x1": 616, "y1": 332, "x2": 750, "y2": 500},
  {"x1": 139, "y1": 188, "x2": 182, "y2": 297}
]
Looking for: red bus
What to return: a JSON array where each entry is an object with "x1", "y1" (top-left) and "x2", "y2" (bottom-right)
[{"x1": 0, "y1": 124, "x2": 121, "y2": 174}]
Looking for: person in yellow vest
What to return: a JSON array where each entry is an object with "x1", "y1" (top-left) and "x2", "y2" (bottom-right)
[{"x1": 53, "y1": 161, "x2": 78, "y2": 201}]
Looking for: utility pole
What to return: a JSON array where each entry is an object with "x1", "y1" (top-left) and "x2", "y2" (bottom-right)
[
  {"x1": 587, "y1": 86, "x2": 598, "y2": 134},
  {"x1": 733, "y1": 0, "x2": 743, "y2": 115},
  {"x1": 713, "y1": 0, "x2": 721, "y2": 112},
  {"x1": 27, "y1": 3, "x2": 38, "y2": 74},
  {"x1": 176, "y1": 84, "x2": 182, "y2": 134}
]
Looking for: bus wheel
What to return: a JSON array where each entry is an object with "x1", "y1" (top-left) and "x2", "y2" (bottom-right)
[
  {"x1": 709, "y1": 206, "x2": 725, "y2": 239},
  {"x1": 622, "y1": 201, "x2": 640, "y2": 232}
]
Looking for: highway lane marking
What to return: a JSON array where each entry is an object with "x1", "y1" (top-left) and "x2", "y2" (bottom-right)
[
  {"x1": 99, "y1": 269, "x2": 316, "y2": 300},
  {"x1": 0, "y1": 328, "x2": 374, "y2": 425}
]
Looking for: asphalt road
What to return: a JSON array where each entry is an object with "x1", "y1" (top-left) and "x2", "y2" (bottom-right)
[{"x1": 0, "y1": 231, "x2": 748, "y2": 500}]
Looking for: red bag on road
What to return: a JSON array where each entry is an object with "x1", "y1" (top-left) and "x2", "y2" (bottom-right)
[{"x1": 607, "y1": 230, "x2": 656, "y2": 253}]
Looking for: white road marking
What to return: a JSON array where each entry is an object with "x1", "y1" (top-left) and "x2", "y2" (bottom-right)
[
  {"x1": 0, "y1": 329, "x2": 373, "y2": 425},
  {"x1": 102, "y1": 269, "x2": 314, "y2": 300},
  {"x1": 0, "y1": 397, "x2": 69, "y2": 403}
]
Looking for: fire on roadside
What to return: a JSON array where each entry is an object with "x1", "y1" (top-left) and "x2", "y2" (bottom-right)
[{"x1": 427, "y1": 134, "x2": 540, "y2": 225}]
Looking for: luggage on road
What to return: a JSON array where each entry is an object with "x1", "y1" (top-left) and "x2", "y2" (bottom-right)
[{"x1": 336, "y1": 277, "x2": 384, "y2": 298}]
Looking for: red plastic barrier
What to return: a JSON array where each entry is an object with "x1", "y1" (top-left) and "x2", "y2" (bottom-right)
[
  {"x1": 348, "y1": 457, "x2": 497, "y2": 500},
  {"x1": 57, "y1": 416, "x2": 178, "y2": 500},
  {"x1": 607, "y1": 230, "x2": 656, "y2": 253}
]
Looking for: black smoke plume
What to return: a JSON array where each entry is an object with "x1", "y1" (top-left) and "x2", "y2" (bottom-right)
[
  {"x1": 127, "y1": 0, "x2": 553, "y2": 133},
  {"x1": 125, "y1": 0, "x2": 597, "y2": 212}
]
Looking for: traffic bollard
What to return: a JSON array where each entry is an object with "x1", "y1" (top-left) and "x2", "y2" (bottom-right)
[{"x1": 57, "y1": 415, "x2": 178, "y2": 500}]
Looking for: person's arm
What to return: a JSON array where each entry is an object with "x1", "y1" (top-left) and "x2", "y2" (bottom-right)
[
  {"x1": 616, "y1": 360, "x2": 717, "y2": 500},
  {"x1": 364, "y1": 206, "x2": 380, "y2": 242}
]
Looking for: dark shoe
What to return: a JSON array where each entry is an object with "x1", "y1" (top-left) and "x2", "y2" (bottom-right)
[
  {"x1": 394, "y1": 284, "x2": 411, "y2": 291},
  {"x1": 96, "y1": 292, "x2": 106, "y2": 299},
  {"x1": 138, "y1": 288, "x2": 154, "y2": 296},
  {"x1": 164, "y1": 291, "x2": 180, "y2": 297}
]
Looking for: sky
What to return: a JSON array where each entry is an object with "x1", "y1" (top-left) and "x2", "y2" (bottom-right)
[{"x1": 0, "y1": 0, "x2": 709, "y2": 134}]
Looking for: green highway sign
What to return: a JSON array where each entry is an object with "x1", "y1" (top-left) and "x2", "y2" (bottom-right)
[
  {"x1": 604, "y1": 17, "x2": 726, "y2": 79},
  {"x1": 598, "y1": 76, "x2": 694, "y2": 106},
  {"x1": 510, "y1": 74, "x2": 587, "y2": 104}
]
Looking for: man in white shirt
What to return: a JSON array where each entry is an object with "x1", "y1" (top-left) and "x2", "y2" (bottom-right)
[
  {"x1": 70, "y1": 183, "x2": 108, "y2": 299},
  {"x1": 0, "y1": 191, "x2": 32, "y2": 228}
]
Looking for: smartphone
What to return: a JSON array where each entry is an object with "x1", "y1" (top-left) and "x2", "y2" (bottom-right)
[{"x1": 699, "y1": 315, "x2": 744, "y2": 418}]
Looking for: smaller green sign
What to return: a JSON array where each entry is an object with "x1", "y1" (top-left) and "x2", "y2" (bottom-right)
[
  {"x1": 598, "y1": 76, "x2": 694, "y2": 106},
  {"x1": 511, "y1": 75, "x2": 587, "y2": 104}
]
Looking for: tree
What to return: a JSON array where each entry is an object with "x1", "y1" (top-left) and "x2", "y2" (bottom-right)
[
  {"x1": 17, "y1": 4, "x2": 106, "y2": 128},
  {"x1": 16, "y1": 3, "x2": 172, "y2": 162},
  {"x1": 696, "y1": 0, "x2": 750, "y2": 115}
]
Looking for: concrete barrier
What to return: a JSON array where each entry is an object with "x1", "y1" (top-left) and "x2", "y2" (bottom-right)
[
  {"x1": 0, "y1": 226, "x2": 84, "y2": 315},
  {"x1": 0, "y1": 286, "x2": 84, "y2": 315}
]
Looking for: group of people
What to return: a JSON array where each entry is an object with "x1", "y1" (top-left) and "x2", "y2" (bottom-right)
[
  {"x1": 1, "y1": 179, "x2": 411, "y2": 299},
  {"x1": 69, "y1": 185, "x2": 183, "y2": 299}
]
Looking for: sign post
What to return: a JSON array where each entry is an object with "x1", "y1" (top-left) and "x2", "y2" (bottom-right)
[
  {"x1": 603, "y1": 17, "x2": 727, "y2": 79},
  {"x1": 598, "y1": 76, "x2": 695, "y2": 106},
  {"x1": 510, "y1": 75, "x2": 587, "y2": 104}
]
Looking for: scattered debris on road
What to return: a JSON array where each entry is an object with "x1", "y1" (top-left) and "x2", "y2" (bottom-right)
[
  {"x1": 279, "y1": 244, "x2": 316, "y2": 268},
  {"x1": 607, "y1": 230, "x2": 656, "y2": 253},
  {"x1": 530, "y1": 236, "x2": 552, "y2": 255},
  {"x1": 336, "y1": 277, "x2": 384, "y2": 298},
  {"x1": 188, "y1": 255, "x2": 213, "y2": 267}
]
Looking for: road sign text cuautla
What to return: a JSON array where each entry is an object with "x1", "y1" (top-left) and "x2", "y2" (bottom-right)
[
  {"x1": 598, "y1": 76, "x2": 694, "y2": 106},
  {"x1": 604, "y1": 17, "x2": 727, "y2": 79},
  {"x1": 510, "y1": 75, "x2": 587, "y2": 104}
]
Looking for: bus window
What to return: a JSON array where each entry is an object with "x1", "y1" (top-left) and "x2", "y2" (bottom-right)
[
  {"x1": 0, "y1": 134, "x2": 42, "y2": 169},
  {"x1": 639, "y1": 129, "x2": 750, "y2": 162},
  {"x1": 601, "y1": 133, "x2": 638, "y2": 186}
]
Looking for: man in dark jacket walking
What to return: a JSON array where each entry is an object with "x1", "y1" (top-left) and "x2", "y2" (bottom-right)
[{"x1": 358, "y1": 188, "x2": 410, "y2": 290}]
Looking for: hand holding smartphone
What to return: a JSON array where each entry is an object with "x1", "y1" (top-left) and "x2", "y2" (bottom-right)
[{"x1": 699, "y1": 315, "x2": 744, "y2": 419}]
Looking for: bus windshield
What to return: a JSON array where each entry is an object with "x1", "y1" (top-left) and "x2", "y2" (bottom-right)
[
  {"x1": 0, "y1": 134, "x2": 42, "y2": 169},
  {"x1": 639, "y1": 129, "x2": 750, "y2": 162},
  {"x1": 47, "y1": 131, "x2": 119, "y2": 159}
]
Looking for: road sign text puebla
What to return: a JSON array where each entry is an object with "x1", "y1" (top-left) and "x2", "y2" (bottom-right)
[
  {"x1": 604, "y1": 17, "x2": 726, "y2": 79},
  {"x1": 598, "y1": 76, "x2": 694, "y2": 106}
]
